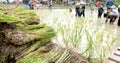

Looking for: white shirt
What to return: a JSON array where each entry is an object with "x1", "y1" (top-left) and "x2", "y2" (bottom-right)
[{"x1": 109, "y1": 8, "x2": 119, "y2": 16}]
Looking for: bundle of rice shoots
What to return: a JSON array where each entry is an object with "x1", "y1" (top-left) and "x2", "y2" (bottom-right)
[
  {"x1": 0, "y1": 13, "x2": 21, "y2": 23},
  {"x1": 5, "y1": 30, "x2": 40, "y2": 45},
  {"x1": 15, "y1": 10, "x2": 39, "y2": 25}
]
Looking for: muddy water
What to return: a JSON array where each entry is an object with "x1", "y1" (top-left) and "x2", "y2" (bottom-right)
[{"x1": 38, "y1": 9, "x2": 120, "y2": 62}]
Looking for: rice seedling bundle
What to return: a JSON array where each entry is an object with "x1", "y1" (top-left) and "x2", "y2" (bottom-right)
[
  {"x1": 17, "y1": 43, "x2": 89, "y2": 63},
  {"x1": 0, "y1": 13, "x2": 21, "y2": 23},
  {"x1": 0, "y1": 7, "x2": 56, "y2": 63}
]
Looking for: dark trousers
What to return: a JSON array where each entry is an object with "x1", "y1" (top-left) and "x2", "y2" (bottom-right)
[
  {"x1": 109, "y1": 16, "x2": 117, "y2": 23},
  {"x1": 29, "y1": 4, "x2": 33, "y2": 10},
  {"x1": 98, "y1": 12, "x2": 102, "y2": 18},
  {"x1": 104, "y1": 14, "x2": 117, "y2": 23},
  {"x1": 81, "y1": 10, "x2": 85, "y2": 17},
  {"x1": 118, "y1": 17, "x2": 120, "y2": 26},
  {"x1": 75, "y1": 11, "x2": 81, "y2": 17}
]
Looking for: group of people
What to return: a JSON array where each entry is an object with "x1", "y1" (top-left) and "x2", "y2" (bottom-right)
[
  {"x1": 97, "y1": 3, "x2": 120, "y2": 26},
  {"x1": 23, "y1": 0, "x2": 40, "y2": 10},
  {"x1": 75, "y1": 0, "x2": 120, "y2": 26},
  {"x1": 104, "y1": 1, "x2": 120, "y2": 26},
  {"x1": 75, "y1": 4, "x2": 86, "y2": 17},
  {"x1": 96, "y1": 3, "x2": 120, "y2": 26}
]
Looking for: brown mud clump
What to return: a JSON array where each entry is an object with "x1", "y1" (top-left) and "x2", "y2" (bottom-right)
[{"x1": 0, "y1": 22, "x2": 15, "y2": 30}]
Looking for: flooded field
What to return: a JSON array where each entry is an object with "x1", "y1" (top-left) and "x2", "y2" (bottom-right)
[{"x1": 38, "y1": 9, "x2": 120, "y2": 63}]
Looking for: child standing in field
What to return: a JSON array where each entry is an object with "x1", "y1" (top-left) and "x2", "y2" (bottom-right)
[{"x1": 75, "y1": 4, "x2": 81, "y2": 17}]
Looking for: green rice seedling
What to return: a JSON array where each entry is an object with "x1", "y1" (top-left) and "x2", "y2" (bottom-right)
[
  {"x1": 17, "y1": 49, "x2": 47, "y2": 63},
  {"x1": 81, "y1": 29, "x2": 94, "y2": 59},
  {"x1": 95, "y1": 31, "x2": 104, "y2": 46},
  {"x1": 93, "y1": 47, "x2": 107, "y2": 63},
  {"x1": 0, "y1": 12, "x2": 21, "y2": 23},
  {"x1": 68, "y1": 27, "x2": 83, "y2": 48},
  {"x1": 81, "y1": 29, "x2": 107, "y2": 63}
]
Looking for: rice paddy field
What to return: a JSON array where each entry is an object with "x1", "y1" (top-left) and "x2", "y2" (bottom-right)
[
  {"x1": 0, "y1": 3, "x2": 120, "y2": 62},
  {"x1": 38, "y1": 8, "x2": 120, "y2": 63}
]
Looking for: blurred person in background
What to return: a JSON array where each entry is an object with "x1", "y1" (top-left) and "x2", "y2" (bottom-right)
[
  {"x1": 28, "y1": 0, "x2": 34, "y2": 9},
  {"x1": 104, "y1": 0, "x2": 114, "y2": 23},
  {"x1": 48, "y1": 0, "x2": 52, "y2": 9},
  {"x1": 81, "y1": 4, "x2": 86, "y2": 17},
  {"x1": 75, "y1": 3, "x2": 81, "y2": 17},
  {"x1": 89, "y1": 3, "x2": 94, "y2": 14},
  {"x1": 98, "y1": 5, "x2": 104, "y2": 18},
  {"x1": 105, "y1": 0, "x2": 114, "y2": 16},
  {"x1": 23, "y1": 0, "x2": 30, "y2": 9},
  {"x1": 104, "y1": 5, "x2": 119, "y2": 24},
  {"x1": 117, "y1": 5, "x2": 120, "y2": 26}
]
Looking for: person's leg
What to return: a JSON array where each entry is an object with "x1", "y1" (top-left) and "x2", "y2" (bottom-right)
[
  {"x1": 110, "y1": 17, "x2": 113, "y2": 23},
  {"x1": 80, "y1": 10, "x2": 83, "y2": 16},
  {"x1": 76, "y1": 11, "x2": 78, "y2": 17},
  {"x1": 99, "y1": 12, "x2": 102, "y2": 18},
  {"x1": 83, "y1": 10, "x2": 85, "y2": 17},
  {"x1": 118, "y1": 17, "x2": 120, "y2": 26},
  {"x1": 29, "y1": 4, "x2": 32, "y2": 9},
  {"x1": 75, "y1": 12, "x2": 77, "y2": 17},
  {"x1": 105, "y1": 13, "x2": 109, "y2": 23},
  {"x1": 78, "y1": 11, "x2": 81, "y2": 17},
  {"x1": 110, "y1": 16, "x2": 115, "y2": 24},
  {"x1": 50, "y1": 5, "x2": 52, "y2": 9},
  {"x1": 98, "y1": 12, "x2": 100, "y2": 18},
  {"x1": 31, "y1": 4, "x2": 34, "y2": 9},
  {"x1": 112, "y1": 16, "x2": 117, "y2": 23},
  {"x1": 105, "y1": 16, "x2": 109, "y2": 23}
]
